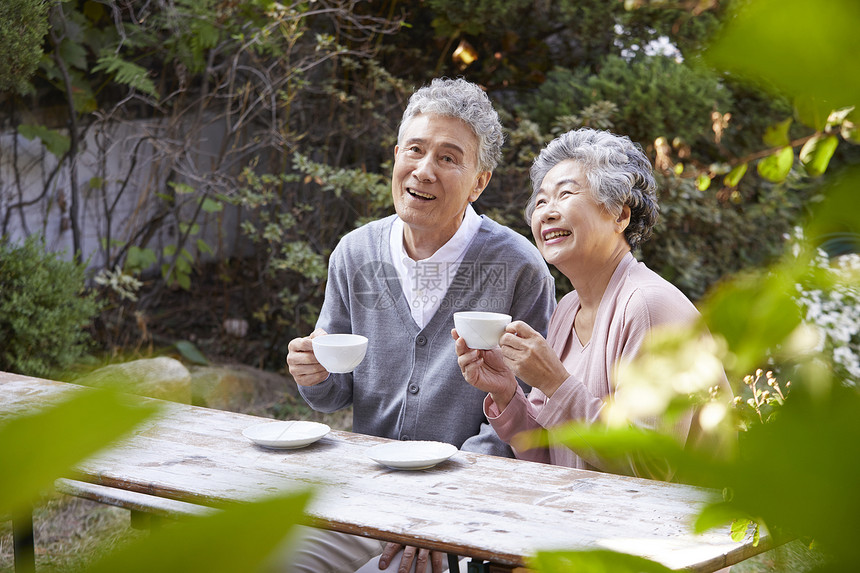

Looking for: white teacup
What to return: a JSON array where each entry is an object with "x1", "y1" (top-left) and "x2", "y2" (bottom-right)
[
  {"x1": 312, "y1": 334, "x2": 368, "y2": 373},
  {"x1": 453, "y1": 311, "x2": 512, "y2": 350}
]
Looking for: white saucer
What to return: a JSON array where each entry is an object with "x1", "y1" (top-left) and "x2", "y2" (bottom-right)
[
  {"x1": 367, "y1": 440, "x2": 458, "y2": 470},
  {"x1": 242, "y1": 421, "x2": 330, "y2": 449}
]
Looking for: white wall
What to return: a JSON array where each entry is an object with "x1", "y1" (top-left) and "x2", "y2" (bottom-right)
[{"x1": 0, "y1": 118, "x2": 247, "y2": 275}]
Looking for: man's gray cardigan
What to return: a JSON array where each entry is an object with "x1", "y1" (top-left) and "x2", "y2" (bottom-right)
[{"x1": 298, "y1": 214, "x2": 556, "y2": 457}]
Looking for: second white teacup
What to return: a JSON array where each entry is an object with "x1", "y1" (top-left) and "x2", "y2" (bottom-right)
[
  {"x1": 312, "y1": 334, "x2": 368, "y2": 373},
  {"x1": 453, "y1": 311, "x2": 512, "y2": 350}
]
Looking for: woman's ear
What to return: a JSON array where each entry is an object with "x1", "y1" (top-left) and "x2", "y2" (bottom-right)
[{"x1": 616, "y1": 205, "x2": 631, "y2": 233}]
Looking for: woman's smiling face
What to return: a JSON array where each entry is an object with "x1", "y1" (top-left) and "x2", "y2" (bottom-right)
[
  {"x1": 530, "y1": 159, "x2": 628, "y2": 272},
  {"x1": 391, "y1": 113, "x2": 491, "y2": 255}
]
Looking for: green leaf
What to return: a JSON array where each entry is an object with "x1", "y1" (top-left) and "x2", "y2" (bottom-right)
[
  {"x1": 696, "y1": 173, "x2": 711, "y2": 191},
  {"x1": 756, "y1": 146, "x2": 794, "y2": 183},
  {"x1": 0, "y1": 386, "x2": 161, "y2": 516},
  {"x1": 82, "y1": 0, "x2": 107, "y2": 23},
  {"x1": 694, "y1": 502, "x2": 751, "y2": 534},
  {"x1": 804, "y1": 165, "x2": 860, "y2": 245},
  {"x1": 793, "y1": 95, "x2": 829, "y2": 131},
  {"x1": 169, "y1": 182, "x2": 195, "y2": 194},
  {"x1": 17, "y1": 124, "x2": 71, "y2": 157},
  {"x1": 515, "y1": 420, "x2": 727, "y2": 485},
  {"x1": 126, "y1": 246, "x2": 157, "y2": 271},
  {"x1": 174, "y1": 340, "x2": 208, "y2": 365},
  {"x1": 762, "y1": 118, "x2": 793, "y2": 147},
  {"x1": 201, "y1": 197, "x2": 223, "y2": 213},
  {"x1": 700, "y1": 268, "x2": 802, "y2": 379},
  {"x1": 179, "y1": 222, "x2": 200, "y2": 236},
  {"x1": 196, "y1": 238, "x2": 213, "y2": 255},
  {"x1": 731, "y1": 519, "x2": 752, "y2": 542},
  {"x1": 92, "y1": 51, "x2": 158, "y2": 98},
  {"x1": 58, "y1": 38, "x2": 88, "y2": 71},
  {"x1": 704, "y1": 0, "x2": 860, "y2": 110},
  {"x1": 723, "y1": 163, "x2": 748, "y2": 188},
  {"x1": 68, "y1": 69, "x2": 98, "y2": 113},
  {"x1": 86, "y1": 490, "x2": 313, "y2": 573},
  {"x1": 799, "y1": 134, "x2": 838, "y2": 176},
  {"x1": 530, "y1": 549, "x2": 674, "y2": 573}
]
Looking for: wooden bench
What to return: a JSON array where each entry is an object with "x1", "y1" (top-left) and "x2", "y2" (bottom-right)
[
  {"x1": 52, "y1": 479, "x2": 505, "y2": 572},
  {"x1": 54, "y1": 478, "x2": 218, "y2": 529}
]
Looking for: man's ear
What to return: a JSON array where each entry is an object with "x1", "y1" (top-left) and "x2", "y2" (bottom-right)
[{"x1": 469, "y1": 171, "x2": 492, "y2": 203}]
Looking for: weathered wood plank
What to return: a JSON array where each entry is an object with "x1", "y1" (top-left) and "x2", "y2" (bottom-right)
[{"x1": 1, "y1": 371, "x2": 770, "y2": 570}]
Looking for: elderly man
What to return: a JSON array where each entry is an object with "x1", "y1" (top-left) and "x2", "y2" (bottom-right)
[{"x1": 285, "y1": 78, "x2": 556, "y2": 573}]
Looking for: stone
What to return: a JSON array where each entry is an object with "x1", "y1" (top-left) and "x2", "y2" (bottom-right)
[
  {"x1": 77, "y1": 357, "x2": 192, "y2": 403},
  {"x1": 189, "y1": 363, "x2": 298, "y2": 413}
]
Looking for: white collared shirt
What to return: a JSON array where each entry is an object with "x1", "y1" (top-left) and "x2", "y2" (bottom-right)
[{"x1": 389, "y1": 204, "x2": 483, "y2": 328}]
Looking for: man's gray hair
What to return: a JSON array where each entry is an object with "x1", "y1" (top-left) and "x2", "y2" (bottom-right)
[
  {"x1": 526, "y1": 128, "x2": 659, "y2": 250},
  {"x1": 398, "y1": 77, "x2": 504, "y2": 173}
]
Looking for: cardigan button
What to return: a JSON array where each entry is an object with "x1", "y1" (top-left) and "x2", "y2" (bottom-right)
[
  {"x1": 408, "y1": 383, "x2": 419, "y2": 394},
  {"x1": 416, "y1": 335, "x2": 428, "y2": 346}
]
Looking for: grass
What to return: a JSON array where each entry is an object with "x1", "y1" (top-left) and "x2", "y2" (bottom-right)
[{"x1": 0, "y1": 496, "x2": 144, "y2": 573}]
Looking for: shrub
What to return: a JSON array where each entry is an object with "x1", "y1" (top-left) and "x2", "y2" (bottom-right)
[
  {"x1": 0, "y1": 0, "x2": 49, "y2": 94},
  {"x1": 0, "y1": 236, "x2": 101, "y2": 377},
  {"x1": 520, "y1": 55, "x2": 732, "y2": 148}
]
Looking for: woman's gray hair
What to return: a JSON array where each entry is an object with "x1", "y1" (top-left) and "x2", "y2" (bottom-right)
[
  {"x1": 526, "y1": 128, "x2": 659, "y2": 250},
  {"x1": 398, "y1": 77, "x2": 504, "y2": 173}
]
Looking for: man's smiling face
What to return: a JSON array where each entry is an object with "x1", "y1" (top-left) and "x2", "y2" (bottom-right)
[{"x1": 392, "y1": 113, "x2": 491, "y2": 257}]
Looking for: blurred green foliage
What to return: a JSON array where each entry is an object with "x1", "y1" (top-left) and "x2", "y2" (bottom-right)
[
  {"x1": 705, "y1": 0, "x2": 860, "y2": 120},
  {"x1": 524, "y1": 0, "x2": 860, "y2": 570},
  {"x1": 0, "y1": 236, "x2": 101, "y2": 377},
  {"x1": 0, "y1": 386, "x2": 160, "y2": 518},
  {"x1": 84, "y1": 488, "x2": 312, "y2": 573},
  {"x1": 531, "y1": 550, "x2": 672, "y2": 573},
  {"x1": 0, "y1": 383, "x2": 311, "y2": 572}
]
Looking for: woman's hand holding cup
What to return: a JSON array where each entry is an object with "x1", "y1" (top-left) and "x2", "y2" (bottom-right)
[{"x1": 452, "y1": 328, "x2": 518, "y2": 411}]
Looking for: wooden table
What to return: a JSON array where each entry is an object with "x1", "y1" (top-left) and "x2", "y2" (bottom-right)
[{"x1": 2, "y1": 372, "x2": 771, "y2": 571}]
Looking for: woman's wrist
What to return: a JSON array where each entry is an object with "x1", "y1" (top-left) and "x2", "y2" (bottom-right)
[
  {"x1": 536, "y1": 368, "x2": 569, "y2": 398},
  {"x1": 490, "y1": 385, "x2": 517, "y2": 412}
]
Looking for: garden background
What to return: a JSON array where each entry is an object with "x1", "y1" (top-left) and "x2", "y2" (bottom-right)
[{"x1": 1, "y1": 1, "x2": 859, "y2": 572}]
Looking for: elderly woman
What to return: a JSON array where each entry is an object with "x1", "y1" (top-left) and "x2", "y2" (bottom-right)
[{"x1": 454, "y1": 127, "x2": 724, "y2": 477}]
